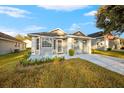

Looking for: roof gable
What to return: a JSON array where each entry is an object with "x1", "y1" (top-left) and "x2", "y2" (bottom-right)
[
  {"x1": 50, "y1": 28, "x2": 66, "y2": 36},
  {"x1": 0, "y1": 32, "x2": 24, "y2": 43},
  {"x1": 72, "y1": 31, "x2": 85, "y2": 36}
]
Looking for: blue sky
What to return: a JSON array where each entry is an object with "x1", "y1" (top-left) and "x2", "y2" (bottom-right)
[{"x1": 0, "y1": 5, "x2": 123, "y2": 37}]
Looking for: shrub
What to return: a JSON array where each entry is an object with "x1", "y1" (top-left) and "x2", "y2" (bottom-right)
[
  {"x1": 69, "y1": 49, "x2": 75, "y2": 56},
  {"x1": 121, "y1": 47, "x2": 124, "y2": 50},
  {"x1": 14, "y1": 49, "x2": 20, "y2": 53},
  {"x1": 107, "y1": 48, "x2": 112, "y2": 51},
  {"x1": 20, "y1": 57, "x2": 65, "y2": 66}
]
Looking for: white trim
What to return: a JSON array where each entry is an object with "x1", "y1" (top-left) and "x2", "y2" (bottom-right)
[{"x1": 67, "y1": 35, "x2": 94, "y2": 39}]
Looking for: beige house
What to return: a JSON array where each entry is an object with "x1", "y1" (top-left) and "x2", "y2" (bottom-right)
[
  {"x1": 88, "y1": 31, "x2": 121, "y2": 50},
  {"x1": 29, "y1": 28, "x2": 93, "y2": 59},
  {"x1": 0, "y1": 32, "x2": 26, "y2": 55},
  {"x1": 23, "y1": 39, "x2": 31, "y2": 48},
  {"x1": 120, "y1": 38, "x2": 124, "y2": 49}
]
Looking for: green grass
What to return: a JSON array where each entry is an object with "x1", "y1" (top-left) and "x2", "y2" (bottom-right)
[
  {"x1": 0, "y1": 58, "x2": 124, "y2": 88},
  {"x1": 0, "y1": 50, "x2": 30, "y2": 72},
  {"x1": 92, "y1": 49, "x2": 124, "y2": 59}
]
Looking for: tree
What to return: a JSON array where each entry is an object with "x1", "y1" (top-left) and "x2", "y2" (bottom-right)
[
  {"x1": 15, "y1": 34, "x2": 25, "y2": 41},
  {"x1": 15, "y1": 34, "x2": 31, "y2": 41},
  {"x1": 96, "y1": 5, "x2": 124, "y2": 36}
]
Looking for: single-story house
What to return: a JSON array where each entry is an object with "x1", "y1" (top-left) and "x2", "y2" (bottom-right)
[
  {"x1": 23, "y1": 39, "x2": 31, "y2": 48},
  {"x1": 88, "y1": 31, "x2": 121, "y2": 50},
  {"x1": 0, "y1": 32, "x2": 26, "y2": 55},
  {"x1": 120, "y1": 38, "x2": 124, "y2": 49},
  {"x1": 29, "y1": 28, "x2": 93, "y2": 59}
]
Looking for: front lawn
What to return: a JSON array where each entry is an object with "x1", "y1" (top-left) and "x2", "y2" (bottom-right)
[
  {"x1": 0, "y1": 58, "x2": 124, "y2": 88},
  {"x1": 92, "y1": 49, "x2": 124, "y2": 59},
  {"x1": 0, "y1": 50, "x2": 30, "y2": 72}
]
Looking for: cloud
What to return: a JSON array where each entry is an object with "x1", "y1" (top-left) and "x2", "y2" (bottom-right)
[
  {"x1": 0, "y1": 6, "x2": 30, "y2": 18},
  {"x1": 69, "y1": 23, "x2": 81, "y2": 31},
  {"x1": 24, "y1": 25, "x2": 46, "y2": 31},
  {"x1": 0, "y1": 25, "x2": 46, "y2": 37},
  {"x1": 38, "y1": 5, "x2": 89, "y2": 11},
  {"x1": 84, "y1": 10, "x2": 97, "y2": 16},
  {"x1": 66, "y1": 22, "x2": 95, "y2": 33},
  {"x1": 0, "y1": 27, "x2": 26, "y2": 36}
]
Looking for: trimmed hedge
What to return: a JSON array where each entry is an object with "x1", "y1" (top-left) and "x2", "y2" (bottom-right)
[
  {"x1": 69, "y1": 49, "x2": 75, "y2": 56},
  {"x1": 107, "y1": 48, "x2": 112, "y2": 51}
]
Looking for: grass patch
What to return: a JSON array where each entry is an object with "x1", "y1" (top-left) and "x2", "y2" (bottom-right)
[
  {"x1": 0, "y1": 58, "x2": 124, "y2": 88},
  {"x1": 0, "y1": 50, "x2": 30, "y2": 72},
  {"x1": 92, "y1": 49, "x2": 124, "y2": 59}
]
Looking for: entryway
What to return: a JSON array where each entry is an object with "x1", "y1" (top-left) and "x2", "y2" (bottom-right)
[{"x1": 56, "y1": 39, "x2": 63, "y2": 53}]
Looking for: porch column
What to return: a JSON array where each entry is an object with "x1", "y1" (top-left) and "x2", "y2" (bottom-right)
[
  {"x1": 67, "y1": 37, "x2": 73, "y2": 54},
  {"x1": 86, "y1": 39, "x2": 91, "y2": 54},
  {"x1": 78, "y1": 39, "x2": 83, "y2": 54},
  {"x1": 104, "y1": 39, "x2": 109, "y2": 50},
  {"x1": 32, "y1": 37, "x2": 36, "y2": 55},
  {"x1": 39, "y1": 37, "x2": 41, "y2": 55}
]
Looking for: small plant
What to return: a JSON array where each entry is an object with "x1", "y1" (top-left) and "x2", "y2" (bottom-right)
[
  {"x1": 69, "y1": 49, "x2": 75, "y2": 56},
  {"x1": 20, "y1": 59, "x2": 29, "y2": 66},
  {"x1": 107, "y1": 48, "x2": 112, "y2": 51},
  {"x1": 58, "y1": 57, "x2": 65, "y2": 62}
]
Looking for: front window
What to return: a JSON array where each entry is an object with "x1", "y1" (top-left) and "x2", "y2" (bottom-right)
[
  {"x1": 36, "y1": 38, "x2": 39, "y2": 50},
  {"x1": 15, "y1": 42, "x2": 17, "y2": 47},
  {"x1": 42, "y1": 38, "x2": 52, "y2": 47}
]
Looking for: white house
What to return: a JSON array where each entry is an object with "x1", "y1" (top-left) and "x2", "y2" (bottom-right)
[
  {"x1": 0, "y1": 32, "x2": 26, "y2": 55},
  {"x1": 88, "y1": 31, "x2": 121, "y2": 50},
  {"x1": 29, "y1": 28, "x2": 93, "y2": 59},
  {"x1": 23, "y1": 39, "x2": 31, "y2": 48}
]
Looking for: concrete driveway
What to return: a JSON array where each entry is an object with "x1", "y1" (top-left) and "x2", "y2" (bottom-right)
[{"x1": 65, "y1": 54, "x2": 124, "y2": 75}]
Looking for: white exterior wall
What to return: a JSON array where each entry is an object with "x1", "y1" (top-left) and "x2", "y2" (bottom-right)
[
  {"x1": 78, "y1": 39, "x2": 83, "y2": 54},
  {"x1": 40, "y1": 37, "x2": 54, "y2": 56},
  {"x1": 87, "y1": 39, "x2": 91, "y2": 54},
  {"x1": 24, "y1": 40, "x2": 31, "y2": 48},
  {"x1": 104, "y1": 39, "x2": 109, "y2": 50},
  {"x1": 31, "y1": 36, "x2": 92, "y2": 57},
  {"x1": 67, "y1": 37, "x2": 73, "y2": 54},
  {"x1": 0, "y1": 39, "x2": 25, "y2": 55},
  {"x1": 31, "y1": 36, "x2": 54, "y2": 56},
  {"x1": 31, "y1": 37, "x2": 36, "y2": 55},
  {"x1": 0, "y1": 39, "x2": 15, "y2": 55}
]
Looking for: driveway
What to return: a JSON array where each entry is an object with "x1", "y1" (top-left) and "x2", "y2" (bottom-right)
[{"x1": 65, "y1": 54, "x2": 124, "y2": 75}]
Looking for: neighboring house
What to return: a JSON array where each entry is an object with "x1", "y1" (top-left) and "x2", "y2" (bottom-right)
[
  {"x1": 29, "y1": 28, "x2": 93, "y2": 59},
  {"x1": 120, "y1": 38, "x2": 124, "y2": 49},
  {"x1": 88, "y1": 31, "x2": 121, "y2": 50},
  {"x1": 0, "y1": 32, "x2": 26, "y2": 55},
  {"x1": 23, "y1": 39, "x2": 31, "y2": 48}
]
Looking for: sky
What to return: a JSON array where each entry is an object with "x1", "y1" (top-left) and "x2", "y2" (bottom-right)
[{"x1": 0, "y1": 5, "x2": 123, "y2": 37}]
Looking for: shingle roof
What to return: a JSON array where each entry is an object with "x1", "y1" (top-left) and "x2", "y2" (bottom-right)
[
  {"x1": 88, "y1": 31, "x2": 104, "y2": 37},
  {"x1": 0, "y1": 32, "x2": 24, "y2": 43},
  {"x1": 29, "y1": 29, "x2": 87, "y2": 37},
  {"x1": 29, "y1": 32, "x2": 66, "y2": 36},
  {"x1": 72, "y1": 31, "x2": 85, "y2": 36},
  {"x1": 29, "y1": 28, "x2": 67, "y2": 36}
]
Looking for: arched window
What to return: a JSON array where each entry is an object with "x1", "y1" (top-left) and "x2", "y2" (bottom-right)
[{"x1": 42, "y1": 38, "x2": 52, "y2": 47}]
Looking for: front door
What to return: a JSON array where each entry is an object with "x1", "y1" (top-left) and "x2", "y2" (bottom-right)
[{"x1": 57, "y1": 39, "x2": 63, "y2": 53}]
